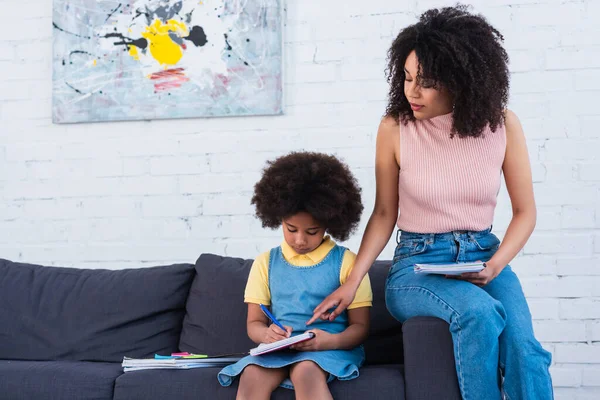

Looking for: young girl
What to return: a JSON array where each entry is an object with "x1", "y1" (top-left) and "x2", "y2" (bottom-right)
[
  {"x1": 309, "y1": 5, "x2": 553, "y2": 400},
  {"x1": 218, "y1": 151, "x2": 372, "y2": 400}
]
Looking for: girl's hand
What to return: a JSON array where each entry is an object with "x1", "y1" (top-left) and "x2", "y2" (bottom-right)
[
  {"x1": 291, "y1": 329, "x2": 337, "y2": 351},
  {"x1": 263, "y1": 324, "x2": 292, "y2": 344},
  {"x1": 307, "y1": 282, "x2": 358, "y2": 325}
]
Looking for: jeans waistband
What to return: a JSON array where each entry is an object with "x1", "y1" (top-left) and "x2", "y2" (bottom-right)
[{"x1": 396, "y1": 226, "x2": 493, "y2": 244}]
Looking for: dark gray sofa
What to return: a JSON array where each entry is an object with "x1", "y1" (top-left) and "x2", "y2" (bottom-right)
[{"x1": 0, "y1": 254, "x2": 461, "y2": 399}]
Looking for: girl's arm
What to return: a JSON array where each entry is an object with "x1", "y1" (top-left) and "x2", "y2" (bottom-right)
[
  {"x1": 331, "y1": 307, "x2": 370, "y2": 349},
  {"x1": 308, "y1": 117, "x2": 400, "y2": 324},
  {"x1": 292, "y1": 307, "x2": 370, "y2": 351},
  {"x1": 247, "y1": 303, "x2": 292, "y2": 345},
  {"x1": 461, "y1": 110, "x2": 536, "y2": 286}
]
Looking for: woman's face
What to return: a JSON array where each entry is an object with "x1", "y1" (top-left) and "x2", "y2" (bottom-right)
[{"x1": 404, "y1": 50, "x2": 453, "y2": 120}]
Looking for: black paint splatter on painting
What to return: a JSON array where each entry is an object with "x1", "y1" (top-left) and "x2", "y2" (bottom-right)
[
  {"x1": 53, "y1": 22, "x2": 91, "y2": 39},
  {"x1": 223, "y1": 33, "x2": 232, "y2": 50},
  {"x1": 104, "y1": 3, "x2": 122, "y2": 23},
  {"x1": 185, "y1": 26, "x2": 207, "y2": 47},
  {"x1": 131, "y1": 9, "x2": 150, "y2": 26},
  {"x1": 65, "y1": 82, "x2": 84, "y2": 94},
  {"x1": 103, "y1": 33, "x2": 148, "y2": 50},
  {"x1": 69, "y1": 50, "x2": 93, "y2": 58},
  {"x1": 66, "y1": 50, "x2": 95, "y2": 66}
]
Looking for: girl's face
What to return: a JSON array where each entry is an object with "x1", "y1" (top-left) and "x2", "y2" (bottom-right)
[
  {"x1": 282, "y1": 212, "x2": 326, "y2": 255},
  {"x1": 403, "y1": 50, "x2": 453, "y2": 120}
]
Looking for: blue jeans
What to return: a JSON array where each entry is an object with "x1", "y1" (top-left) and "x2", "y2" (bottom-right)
[{"x1": 386, "y1": 228, "x2": 553, "y2": 400}]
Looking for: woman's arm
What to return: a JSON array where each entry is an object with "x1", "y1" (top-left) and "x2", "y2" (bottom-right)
[
  {"x1": 293, "y1": 307, "x2": 370, "y2": 351},
  {"x1": 461, "y1": 109, "x2": 536, "y2": 286},
  {"x1": 247, "y1": 303, "x2": 292, "y2": 344},
  {"x1": 307, "y1": 117, "x2": 400, "y2": 324}
]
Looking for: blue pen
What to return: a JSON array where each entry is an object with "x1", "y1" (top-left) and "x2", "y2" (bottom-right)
[{"x1": 259, "y1": 304, "x2": 287, "y2": 332}]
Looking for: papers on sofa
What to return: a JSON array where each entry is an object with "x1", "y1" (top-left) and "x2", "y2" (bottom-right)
[
  {"x1": 123, "y1": 332, "x2": 317, "y2": 371},
  {"x1": 414, "y1": 262, "x2": 485, "y2": 275},
  {"x1": 122, "y1": 354, "x2": 242, "y2": 372}
]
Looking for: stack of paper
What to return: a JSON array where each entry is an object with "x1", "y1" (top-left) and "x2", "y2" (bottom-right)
[
  {"x1": 122, "y1": 353, "x2": 242, "y2": 372},
  {"x1": 414, "y1": 262, "x2": 485, "y2": 275}
]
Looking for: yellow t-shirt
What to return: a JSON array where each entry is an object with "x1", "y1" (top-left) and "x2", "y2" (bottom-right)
[{"x1": 244, "y1": 236, "x2": 372, "y2": 310}]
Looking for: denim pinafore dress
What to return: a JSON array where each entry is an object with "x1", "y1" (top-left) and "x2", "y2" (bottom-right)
[{"x1": 218, "y1": 244, "x2": 365, "y2": 389}]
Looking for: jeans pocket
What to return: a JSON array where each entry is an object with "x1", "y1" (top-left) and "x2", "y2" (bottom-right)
[
  {"x1": 393, "y1": 239, "x2": 429, "y2": 264},
  {"x1": 472, "y1": 233, "x2": 501, "y2": 251}
]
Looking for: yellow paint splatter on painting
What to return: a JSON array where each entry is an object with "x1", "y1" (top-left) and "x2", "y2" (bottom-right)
[
  {"x1": 141, "y1": 19, "x2": 189, "y2": 66},
  {"x1": 129, "y1": 46, "x2": 140, "y2": 61},
  {"x1": 93, "y1": 59, "x2": 97, "y2": 66}
]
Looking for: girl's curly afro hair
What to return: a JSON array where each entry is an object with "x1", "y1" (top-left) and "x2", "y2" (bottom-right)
[
  {"x1": 386, "y1": 4, "x2": 510, "y2": 138},
  {"x1": 251, "y1": 152, "x2": 363, "y2": 242}
]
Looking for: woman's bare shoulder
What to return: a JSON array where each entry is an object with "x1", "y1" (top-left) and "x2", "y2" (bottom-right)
[
  {"x1": 380, "y1": 115, "x2": 399, "y2": 129},
  {"x1": 376, "y1": 116, "x2": 401, "y2": 166},
  {"x1": 377, "y1": 115, "x2": 400, "y2": 141},
  {"x1": 503, "y1": 109, "x2": 525, "y2": 139}
]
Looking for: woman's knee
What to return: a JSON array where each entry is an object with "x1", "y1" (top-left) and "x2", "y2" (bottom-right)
[
  {"x1": 290, "y1": 361, "x2": 327, "y2": 386},
  {"x1": 463, "y1": 296, "x2": 507, "y2": 326},
  {"x1": 385, "y1": 287, "x2": 432, "y2": 322}
]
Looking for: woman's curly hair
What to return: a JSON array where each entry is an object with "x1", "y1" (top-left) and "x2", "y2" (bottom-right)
[
  {"x1": 251, "y1": 152, "x2": 363, "y2": 242},
  {"x1": 386, "y1": 4, "x2": 509, "y2": 138}
]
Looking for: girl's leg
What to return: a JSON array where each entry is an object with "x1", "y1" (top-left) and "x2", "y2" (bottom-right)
[
  {"x1": 236, "y1": 365, "x2": 287, "y2": 400},
  {"x1": 289, "y1": 361, "x2": 332, "y2": 400},
  {"x1": 483, "y1": 267, "x2": 554, "y2": 400}
]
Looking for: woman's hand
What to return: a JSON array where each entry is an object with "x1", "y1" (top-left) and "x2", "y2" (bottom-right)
[
  {"x1": 291, "y1": 329, "x2": 337, "y2": 351},
  {"x1": 262, "y1": 324, "x2": 292, "y2": 344},
  {"x1": 307, "y1": 282, "x2": 358, "y2": 325},
  {"x1": 448, "y1": 260, "x2": 504, "y2": 286}
]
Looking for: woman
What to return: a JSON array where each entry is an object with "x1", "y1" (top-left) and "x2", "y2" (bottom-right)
[{"x1": 308, "y1": 5, "x2": 553, "y2": 399}]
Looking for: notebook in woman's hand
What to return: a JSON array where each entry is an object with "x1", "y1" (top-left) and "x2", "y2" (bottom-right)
[
  {"x1": 414, "y1": 262, "x2": 485, "y2": 275},
  {"x1": 250, "y1": 332, "x2": 315, "y2": 356}
]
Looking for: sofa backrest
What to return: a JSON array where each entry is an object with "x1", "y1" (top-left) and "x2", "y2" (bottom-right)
[
  {"x1": 179, "y1": 254, "x2": 403, "y2": 365},
  {"x1": 0, "y1": 259, "x2": 195, "y2": 362}
]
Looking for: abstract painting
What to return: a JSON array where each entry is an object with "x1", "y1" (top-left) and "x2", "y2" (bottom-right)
[{"x1": 52, "y1": 0, "x2": 283, "y2": 123}]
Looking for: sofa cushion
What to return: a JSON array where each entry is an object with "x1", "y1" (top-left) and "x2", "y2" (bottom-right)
[
  {"x1": 179, "y1": 254, "x2": 256, "y2": 356},
  {"x1": 113, "y1": 364, "x2": 405, "y2": 400},
  {"x1": 179, "y1": 254, "x2": 403, "y2": 365},
  {"x1": 0, "y1": 259, "x2": 195, "y2": 362},
  {"x1": 0, "y1": 360, "x2": 123, "y2": 400}
]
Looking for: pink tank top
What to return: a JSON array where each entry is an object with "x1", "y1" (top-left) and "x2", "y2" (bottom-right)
[{"x1": 397, "y1": 112, "x2": 507, "y2": 233}]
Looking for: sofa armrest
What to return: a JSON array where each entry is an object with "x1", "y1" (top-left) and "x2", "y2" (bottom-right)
[{"x1": 402, "y1": 317, "x2": 462, "y2": 400}]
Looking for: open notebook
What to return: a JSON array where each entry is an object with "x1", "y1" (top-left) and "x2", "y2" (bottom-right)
[
  {"x1": 414, "y1": 261, "x2": 485, "y2": 275},
  {"x1": 250, "y1": 332, "x2": 315, "y2": 356}
]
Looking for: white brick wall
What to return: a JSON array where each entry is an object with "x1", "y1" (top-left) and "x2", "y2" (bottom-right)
[{"x1": 1, "y1": 0, "x2": 599, "y2": 394}]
